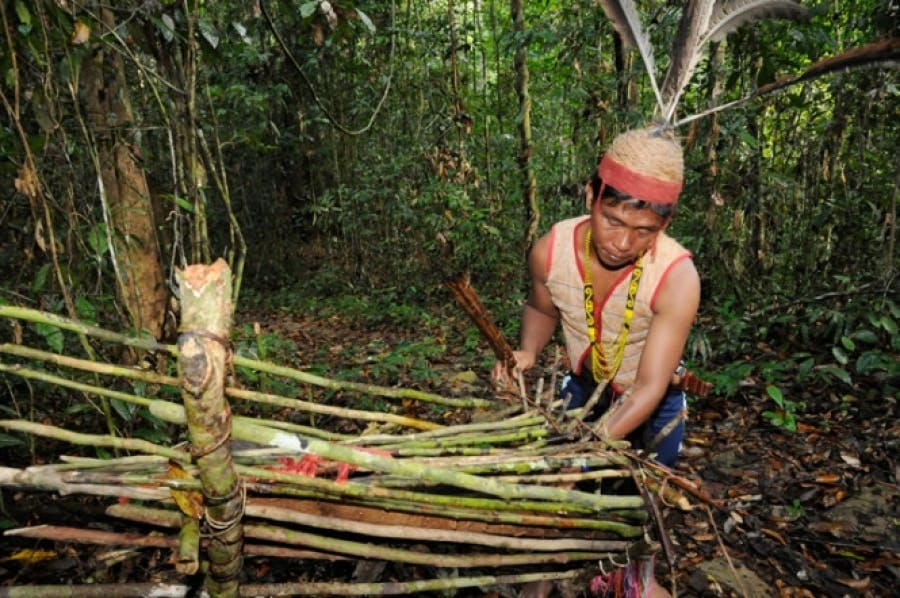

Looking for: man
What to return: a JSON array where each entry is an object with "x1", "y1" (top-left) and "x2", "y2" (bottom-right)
[
  {"x1": 494, "y1": 126, "x2": 699, "y2": 467},
  {"x1": 496, "y1": 126, "x2": 697, "y2": 598}
]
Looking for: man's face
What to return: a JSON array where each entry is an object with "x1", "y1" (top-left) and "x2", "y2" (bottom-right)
[{"x1": 589, "y1": 197, "x2": 668, "y2": 269}]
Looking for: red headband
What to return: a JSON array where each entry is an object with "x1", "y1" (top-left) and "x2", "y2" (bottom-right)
[{"x1": 598, "y1": 154, "x2": 682, "y2": 205}]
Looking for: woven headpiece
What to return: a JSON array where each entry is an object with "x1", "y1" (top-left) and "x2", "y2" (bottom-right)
[{"x1": 598, "y1": 127, "x2": 683, "y2": 205}]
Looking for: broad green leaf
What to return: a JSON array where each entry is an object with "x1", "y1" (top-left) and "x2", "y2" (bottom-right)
[
  {"x1": 300, "y1": 1, "x2": 318, "y2": 19},
  {"x1": 138, "y1": 407, "x2": 168, "y2": 429},
  {"x1": 198, "y1": 18, "x2": 219, "y2": 49},
  {"x1": 832, "y1": 346, "x2": 849, "y2": 365},
  {"x1": 878, "y1": 315, "x2": 897, "y2": 335},
  {"x1": 783, "y1": 412, "x2": 797, "y2": 433},
  {"x1": 737, "y1": 130, "x2": 757, "y2": 148},
  {"x1": 765, "y1": 385, "x2": 784, "y2": 405},
  {"x1": 232, "y1": 22, "x2": 250, "y2": 43},
  {"x1": 131, "y1": 379, "x2": 147, "y2": 398},
  {"x1": 88, "y1": 223, "x2": 107, "y2": 255},
  {"x1": 888, "y1": 301, "x2": 900, "y2": 319},
  {"x1": 840, "y1": 336, "x2": 855, "y2": 351},
  {"x1": 855, "y1": 351, "x2": 885, "y2": 374},
  {"x1": 111, "y1": 398, "x2": 137, "y2": 422},
  {"x1": 852, "y1": 330, "x2": 878, "y2": 344},
  {"x1": 14, "y1": 1, "x2": 31, "y2": 26},
  {"x1": 0, "y1": 433, "x2": 24, "y2": 448},
  {"x1": 160, "y1": 14, "x2": 175, "y2": 42},
  {"x1": 797, "y1": 357, "x2": 815, "y2": 377},
  {"x1": 357, "y1": 9, "x2": 376, "y2": 33},
  {"x1": 134, "y1": 426, "x2": 170, "y2": 445},
  {"x1": 162, "y1": 193, "x2": 194, "y2": 212},
  {"x1": 74, "y1": 296, "x2": 96, "y2": 323},
  {"x1": 35, "y1": 322, "x2": 64, "y2": 352},
  {"x1": 762, "y1": 410, "x2": 782, "y2": 424},
  {"x1": 64, "y1": 402, "x2": 95, "y2": 415},
  {"x1": 821, "y1": 365, "x2": 852, "y2": 385},
  {"x1": 32, "y1": 263, "x2": 51, "y2": 293}
]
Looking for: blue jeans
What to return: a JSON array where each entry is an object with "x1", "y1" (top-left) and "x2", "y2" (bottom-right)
[{"x1": 560, "y1": 371, "x2": 685, "y2": 467}]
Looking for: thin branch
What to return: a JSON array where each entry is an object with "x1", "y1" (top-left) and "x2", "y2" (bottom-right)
[{"x1": 259, "y1": 0, "x2": 397, "y2": 136}]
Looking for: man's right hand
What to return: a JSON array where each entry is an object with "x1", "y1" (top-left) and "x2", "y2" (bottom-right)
[{"x1": 491, "y1": 350, "x2": 537, "y2": 387}]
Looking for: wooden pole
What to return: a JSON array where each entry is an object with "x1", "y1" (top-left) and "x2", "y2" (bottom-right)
[{"x1": 177, "y1": 259, "x2": 243, "y2": 597}]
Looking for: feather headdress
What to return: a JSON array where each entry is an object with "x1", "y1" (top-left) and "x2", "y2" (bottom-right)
[
  {"x1": 593, "y1": 0, "x2": 810, "y2": 205},
  {"x1": 599, "y1": 0, "x2": 810, "y2": 127}
]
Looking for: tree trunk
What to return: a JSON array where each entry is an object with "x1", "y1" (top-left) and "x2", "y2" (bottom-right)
[
  {"x1": 81, "y1": 6, "x2": 167, "y2": 341},
  {"x1": 511, "y1": 0, "x2": 539, "y2": 252},
  {"x1": 704, "y1": 41, "x2": 727, "y2": 180}
]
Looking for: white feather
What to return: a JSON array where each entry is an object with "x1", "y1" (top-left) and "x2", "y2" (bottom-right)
[
  {"x1": 706, "y1": 0, "x2": 808, "y2": 43},
  {"x1": 664, "y1": 0, "x2": 808, "y2": 123},
  {"x1": 661, "y1": 0, "x2": 717, "y2": 123},
  {"x1": 597, "y1": 0, "x2": 665, "y2": 115}
]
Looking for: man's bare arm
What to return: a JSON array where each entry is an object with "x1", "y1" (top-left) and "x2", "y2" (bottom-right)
[{"x1": 601, "y1": 257, "x2": 700, "y2": 439}]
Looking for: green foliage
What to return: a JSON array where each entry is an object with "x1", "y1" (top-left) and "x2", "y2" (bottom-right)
[
  {"x1": 786, "y1": 498, "x2": 806, "y2": 519},
  {"x1": 762, "y1": 385, "x2": 798, "y2": 432},
  {"x1": 233, "y1": 323, "x2": 301, "y2": 397},
  {"x1": 0, "y1": 432, "x2": 25, "y2": 449},
  {"x1": 704, "y1": 360, "x2": 753, "y2": 398},
  {"x1": 0, "y1": 0, "x2": 895, "y2": 441},
  {"x1": 34, "y1": 322, "x2": 64, "y2": 353},
  {"x1": 366, "y1": 337, "x2": 445, "y2": 386},
  {"x1": 109, "y1": 397, "x2": 140, "y2": 423},
  {"x1": 132, "y1": 407, "x2": 175, "y2": 445}
]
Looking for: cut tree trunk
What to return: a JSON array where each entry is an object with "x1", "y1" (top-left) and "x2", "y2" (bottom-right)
[{"x1": 177, "y1": 259, "x2": 242, "y2": 597}]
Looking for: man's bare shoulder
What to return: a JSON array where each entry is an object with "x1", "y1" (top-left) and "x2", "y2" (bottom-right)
[{"x1": 653, "y1": 256, "x2": 700, "y2": 315}]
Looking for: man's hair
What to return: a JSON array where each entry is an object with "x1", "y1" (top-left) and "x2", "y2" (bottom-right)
[{"x1": 589, "y1": 170, "x2": 675, "y2": 219}]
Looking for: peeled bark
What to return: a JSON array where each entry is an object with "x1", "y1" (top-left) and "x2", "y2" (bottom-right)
[{"x1": 80, "y1": 6, "x2": 167, "y2": 342}]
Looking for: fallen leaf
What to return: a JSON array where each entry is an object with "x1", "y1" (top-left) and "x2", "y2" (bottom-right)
[
  {"x1": 836, "y1": 576, "x2": 870, "y2": 590},
  {"x1": 71, "y1": 20, "x2": 90, "y2": 44},
  {"x1": 2, "y1": 548, "x2": 58, "y2": 564},
  {"x1": 760, "y1": 527, "x2": 787, "y2": 545},
  {"x1": 840, "y1": 452, "x2": 861, "y2": 468},
  {"x1": 815, "y1": 473, "x2": 841, "y2": 484},
  {"x1": 168, "y1": 462, "x2": 204, "y2": 519},
  {"x1": 807, "y1": 520, "x2": 855, "y2": 536}
]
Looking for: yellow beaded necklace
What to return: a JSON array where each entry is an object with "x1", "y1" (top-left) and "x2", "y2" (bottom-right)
[{"x1": 583, "y1": 228, "x2": 643, "y2": 383}]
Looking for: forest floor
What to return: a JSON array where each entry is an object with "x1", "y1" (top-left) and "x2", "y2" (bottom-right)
[{"x1": 1, "y1": 308, "x2": 897, "y2": 597}]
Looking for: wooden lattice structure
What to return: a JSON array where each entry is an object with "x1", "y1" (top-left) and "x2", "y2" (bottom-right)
[{"x1": 0, "y1": 261, "x2": 690, "y2": 597}]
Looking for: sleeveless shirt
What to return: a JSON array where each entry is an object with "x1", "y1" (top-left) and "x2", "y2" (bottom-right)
[{"x1": 544, "y1": 216, "x2": 693, "y2": 393}]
